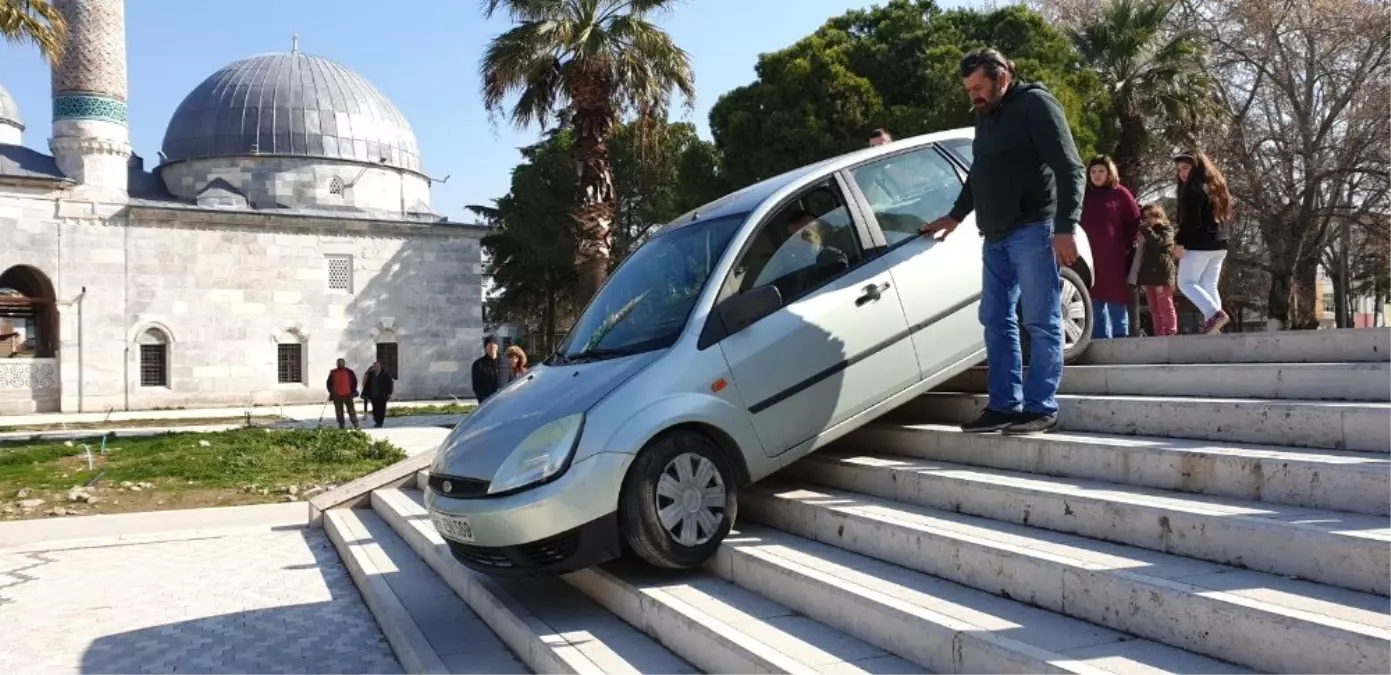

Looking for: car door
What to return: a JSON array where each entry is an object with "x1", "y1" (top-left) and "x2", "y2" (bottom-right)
[
  {"x1": 711, "y1": 176, "x2": 917, "y2": 458},
  {"x1": 842, "y1": 142, "x2": 986, "y2": 380}
]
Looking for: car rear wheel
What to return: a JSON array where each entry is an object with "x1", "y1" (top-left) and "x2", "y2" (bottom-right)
[
  {"x1": 619, "y1": 430, "x2": 738, "y2": 569},
  {"x1": 1020, "y1": 267, "x2": 1093, "y2": 365}
]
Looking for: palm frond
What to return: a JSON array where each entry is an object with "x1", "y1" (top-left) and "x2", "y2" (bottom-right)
[{"x1": 0, "y1": 0, "x2": 66, "y2": 64}]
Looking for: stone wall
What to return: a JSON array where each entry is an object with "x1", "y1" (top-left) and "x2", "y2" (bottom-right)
[
  {"x1": 0, "y1": 188, "x2": 485, "y2": 413},
  {"x1": 158, "y1": 156, "x2": 433, "y2": 216}
]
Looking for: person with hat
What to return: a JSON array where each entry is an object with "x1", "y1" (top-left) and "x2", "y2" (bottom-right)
[{"x1": 470, "y1": 336, "x2": 513, "y2": 403}]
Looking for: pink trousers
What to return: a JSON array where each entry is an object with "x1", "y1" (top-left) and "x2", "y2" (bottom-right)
[{"x1": 1144, "y1": 285, "x2": 1178, "y2": 336}]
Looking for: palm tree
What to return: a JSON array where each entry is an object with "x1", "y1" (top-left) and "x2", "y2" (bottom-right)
[
  {"x1": 1, "y1": 0, "x2": 65, "y2": 64},
  {"x1": 1070, "y1": 0, "x2": 1216, "y2": 195},
  {"x1": 479, "y1": 0, "x2": 695, "y2": 301}
]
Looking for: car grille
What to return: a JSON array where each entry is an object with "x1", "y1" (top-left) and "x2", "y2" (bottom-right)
[
  {"x1": 427, "y1": 473, "x2": 490, "y2": 498},
  {"x1": 445, "y1": 529, "x2": 581, "y2": 570}
]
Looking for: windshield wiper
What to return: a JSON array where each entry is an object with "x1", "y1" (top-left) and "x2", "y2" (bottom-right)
[{"x1": 563, "y1": 346, "x2": 643, "y2": 363}]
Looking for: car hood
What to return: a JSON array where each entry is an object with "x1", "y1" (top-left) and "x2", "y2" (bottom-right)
[{"x1": 431, "y1": 350, "x2": 665, "y2": 481}]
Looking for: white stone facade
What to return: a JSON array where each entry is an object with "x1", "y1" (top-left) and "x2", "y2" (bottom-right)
[
  {"x1": 159, "y1": 156, "x2": 433, "y2": 216},
  {"x1": 0, "y1": 186, "x2": 484, "y2": 414}
]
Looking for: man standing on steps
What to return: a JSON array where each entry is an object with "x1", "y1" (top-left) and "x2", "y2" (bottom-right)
[
  {"x1": 326, "y1": 358, "x2": 360, "y2": 429},
  {"x1": 920, "y1": 48, "x2": 1085, "y2": 436}
]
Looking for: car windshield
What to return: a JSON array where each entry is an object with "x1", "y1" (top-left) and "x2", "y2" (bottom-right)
[{"x1": 556, "y1": 213, "x2": 746, "y2": 363}]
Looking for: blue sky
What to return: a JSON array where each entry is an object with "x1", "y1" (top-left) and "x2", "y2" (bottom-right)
[{"x1": 1, "y1": 0, "x2": 969, "y2": 219}]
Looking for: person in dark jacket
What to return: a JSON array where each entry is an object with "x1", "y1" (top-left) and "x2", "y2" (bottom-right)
[
  {"x1": 1133, "y1": 203, "x2": 1179, "y2": 336},
  {"x1": 470, "y1": 336, "x2": 512, "y2": 403},
  {"x1": 326, "y1": 358, "x2": 359, "y2": 429},
  {"x1": 920, "y1": 48, "x2": 1086, "y2": 436},
  {"x1": 1173, "y1": 152, "x2": 1234, "y2": 334},
  {"x1": 361, "y1": 361, "x2": 395, "y2": 428}
]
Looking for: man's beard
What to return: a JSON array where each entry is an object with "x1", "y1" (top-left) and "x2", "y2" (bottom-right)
[{"x1": 971, "y1": 83, "x2": 1006, "y2": 114}]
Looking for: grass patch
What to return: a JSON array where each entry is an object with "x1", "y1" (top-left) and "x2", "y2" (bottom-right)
[
  {"x1": 386, "y1": 402, "x2": 477, "y2": 417},
  {"x1": 1, "y1": 427, "x2": 407, "y2": 519},
  {"x1": 0, "y1": 415, "x2": 286, "y2": 433}
]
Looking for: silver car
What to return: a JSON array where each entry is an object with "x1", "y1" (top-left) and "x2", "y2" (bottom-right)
[{"x1": 425, "y1": 128, "x2": 1096, "y2": 575}]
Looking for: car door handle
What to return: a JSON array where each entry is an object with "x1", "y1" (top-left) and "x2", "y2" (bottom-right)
[{"x1": 856, "y1": 281, "x2": 890, "y2": 306}]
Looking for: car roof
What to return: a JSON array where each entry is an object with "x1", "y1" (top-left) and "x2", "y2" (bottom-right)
[{"x1": 659, "y1": 127, "x2": 974, "y2": 234}]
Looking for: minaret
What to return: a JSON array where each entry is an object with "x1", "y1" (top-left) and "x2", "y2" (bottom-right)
[{"x1": 49, "y1": 0, "x2": 132, "y2": 197}]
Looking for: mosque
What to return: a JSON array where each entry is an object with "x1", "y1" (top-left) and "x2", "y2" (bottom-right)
[{"x1": 0, "y1": 0, "x2": 486, "y2": 414}]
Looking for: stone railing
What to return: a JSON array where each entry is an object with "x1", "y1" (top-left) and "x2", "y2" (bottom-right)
[{"x1": 0, "y1": 358, "x2": 59, "y2": 391}]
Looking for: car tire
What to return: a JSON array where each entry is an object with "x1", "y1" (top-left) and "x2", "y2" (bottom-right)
[
  {"x1": 619, "y1": 429, "x2": 738, "y2": 570},
  {"x1": 1020, "y1": 267, "x2": 1094, "y2": 365}
]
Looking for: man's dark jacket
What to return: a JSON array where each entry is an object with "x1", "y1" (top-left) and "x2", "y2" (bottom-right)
[
  {"x1": 470, "y1": 354, "x2": 512, "y2": 401},
  {"x1": 362, "y1": 368, "x2": 394, "y2": 400},
  {"x1": 948, "y1": 82, "x2": 1086, "y2": 242}
]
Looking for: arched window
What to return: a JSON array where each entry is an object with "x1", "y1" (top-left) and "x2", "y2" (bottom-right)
[
  {"x1": 329, "y1": 176, "x2": 345, "y2": 196},
  {"x1": 0, "y1": 265, "x2": 58, "y2": 358},
  {"x1": 138, "y1": 328, "x2": 171, "y2": 387}
]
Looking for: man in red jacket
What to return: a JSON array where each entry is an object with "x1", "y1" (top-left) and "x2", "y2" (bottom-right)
[{"x1": 326, "y1": 358, "x2": 359, "y2": 429}]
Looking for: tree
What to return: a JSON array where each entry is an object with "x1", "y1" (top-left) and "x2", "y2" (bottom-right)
[
  {"x1": 478, "y1": 0, "x2": 696, "y2": 303},
  {"x1": 1067, "y1": 0, "x2": 1217, "y2": 198},
  {"x1": 0, "y1": 0, "x2": 65, "y2": 64},
  {"x1": 1182, "y1": 0, "x2": 1390, "y2": 329},
  {"x1": 709, "y1": 0, "x2": 1107, "y2": 188},
  {"x1": 609, "y1": 119, "x2": 729, "y2": 260}
]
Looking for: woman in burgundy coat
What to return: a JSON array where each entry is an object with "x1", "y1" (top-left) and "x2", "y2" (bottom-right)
[{"x1": 1079, "y1": 155, "x2": 1142, "y2": 339}]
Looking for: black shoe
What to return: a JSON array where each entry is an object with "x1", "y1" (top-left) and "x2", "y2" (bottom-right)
[
  {"x1": 1002, "y1": 412, "x2": 1058, "y2": 435},
  {"x1": 960, "y1": 409, "x2": 1020, "y2": 433}
]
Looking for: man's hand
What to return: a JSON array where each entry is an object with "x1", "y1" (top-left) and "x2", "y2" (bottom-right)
[
  {"x1": 1173, "y1": 245, "x2": 1185, "y2": 260},
  {"x1": 1053, "y1": 233, "x2": 1079, "y2": 267},
  {"x1": 920, "y1": 216, "x2": 960, "y2": 240}
]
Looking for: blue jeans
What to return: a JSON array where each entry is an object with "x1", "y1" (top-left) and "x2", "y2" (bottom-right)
[
  {"x1": 1092, "y1": 301, "x2": 1130, "y2": 339},
  {"x1": 980, "y1": 221, "x2": 1063, "y2": 415}
]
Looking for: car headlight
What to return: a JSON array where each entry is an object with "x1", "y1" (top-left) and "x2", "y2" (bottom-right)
[{"x1": 487, "y1": 413, "x2": 584, "y2": 494}]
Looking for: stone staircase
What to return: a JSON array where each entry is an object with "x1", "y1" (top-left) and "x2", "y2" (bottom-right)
[{"x1": 318, "y1": 328, "x2": 1391, "y2": 674}]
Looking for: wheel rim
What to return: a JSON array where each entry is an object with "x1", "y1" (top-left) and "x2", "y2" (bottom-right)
[
  {"x1": 655, "y1": 452, "x2": 726, "y2": 547},
  {"x1": 1061, "y1": 278, "x2": 1088, "y2": 349}
]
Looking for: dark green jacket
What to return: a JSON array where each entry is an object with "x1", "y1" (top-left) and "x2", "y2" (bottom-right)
[{"x1": 948, "y1": 82, "x2": 1086, "y2": 242}]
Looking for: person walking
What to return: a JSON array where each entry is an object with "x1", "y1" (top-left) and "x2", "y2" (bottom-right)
[
  {"x1": 1079, "y1": 155, "x2": 1142, "y2": 339},
  {"x1": 921, "y1": 47, "x2": 1086, "y2": 436},
  {"x1": 1173, "y1": 152, "x2": 1234, "y2": 334},
  {"x1": 361, "y1": 361, "x2": 394, "y2": 428},
  {"x1": 1132, "y1": 203, "x2": 1180, "y2": 336},
  {"x1": 470, "y1": 336, "x2": 512, "y2": 403},
  {"x1": 326, "y1": 358, "x2": 359, "y2": 429}
]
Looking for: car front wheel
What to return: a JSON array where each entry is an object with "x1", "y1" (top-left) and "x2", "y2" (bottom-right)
[{"x1": 619, "y1": 429, "x2": 738, "y2": 569}]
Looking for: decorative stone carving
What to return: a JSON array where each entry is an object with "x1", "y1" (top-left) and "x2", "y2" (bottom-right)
[
  {"x1": 53, "y1": 94, "x2": 128, "y2": 123},
  {"x1": 0, "y1": 359, "x2": 59, "y2": 391},
  {"x1": 51, "y1": 0, "x2": 128, "y2": 103},
  {"x1": 49, "y1": 136, "x2": 132, "y2": 158}
]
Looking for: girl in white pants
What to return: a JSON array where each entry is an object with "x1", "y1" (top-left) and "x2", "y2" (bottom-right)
[{"x1": 1172, "y1": 152, "x2": 1234, "y2": 334}]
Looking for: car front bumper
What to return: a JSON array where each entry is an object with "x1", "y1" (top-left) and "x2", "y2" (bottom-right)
[{"x1": 424, "y1": 451, "x2": 634, "y2": 575}]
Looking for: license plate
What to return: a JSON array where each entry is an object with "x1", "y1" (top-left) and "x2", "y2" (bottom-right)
[{"x1": 430, "y1": 511, "x2": 475, "y2": 543}]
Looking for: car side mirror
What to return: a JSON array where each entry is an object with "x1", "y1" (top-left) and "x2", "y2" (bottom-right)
[{"x1": 717, "y1": 284, "x2": 783, "y2": 336}]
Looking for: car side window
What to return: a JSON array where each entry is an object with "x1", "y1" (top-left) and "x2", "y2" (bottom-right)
[
  {"x1": 849, "y1": 146, "x2": 964, "y2": 247},
  {"x1": 724, "y1": 182, "x2": 865, "y2": 306}
]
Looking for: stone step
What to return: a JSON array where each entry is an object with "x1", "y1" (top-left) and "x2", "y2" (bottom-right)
[
  {"x1": 842, "y1": 423, "x2": 1391, "y2": 516},
  {"x1": 564, "y1": 560, "x2": 922, "y2": 674},
  {"x1": 324, "y1": 508, "x2": 527, "y2": 674},
  {"x1": 369, "y1": 488, "x2": 694, "y2": 674},
  {"x1": 1079, "y1": 328, "x2": 1390, "y2": 365},
  {"x1": 891, "y1": 392, "x2": 1391, "y2": 452},
  {"x1": 786, "y1": 451, "x2": 1391, "y2": 595},
  {"x1": 941, "y1": 363, "x2": 1391, "y2": 401},
  {"x1": 744, "y1": 481, "x2": 1391, "y2": 674},
  {"x1": 709, "y1": 525, "x2": 1248, "y2": 674}
]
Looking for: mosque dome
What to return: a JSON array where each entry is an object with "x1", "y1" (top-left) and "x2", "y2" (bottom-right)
[
  {"x1": 0, "y1": 82, "x2": 23, "y2": 134},
  {"x1": 159, "y1": 51, "x2": 421, "y2": 172}
]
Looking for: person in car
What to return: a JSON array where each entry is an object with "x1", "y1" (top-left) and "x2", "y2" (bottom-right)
[
  {"x1": 758, "y1": 209, "x2": 847, "y2": 289},
  {"x1": 920, "y1": 47, "x2": 1086, "y2": 435}
]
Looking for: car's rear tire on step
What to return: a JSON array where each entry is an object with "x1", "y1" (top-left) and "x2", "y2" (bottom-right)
[
  {"x1": 619, "y1": 430, "x2": 738, "y2": 569},
  {"x1": 1021, "y1": 266, "x2": 1094, "y2": 365}
]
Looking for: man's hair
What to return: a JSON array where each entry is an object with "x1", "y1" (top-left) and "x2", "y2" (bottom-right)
[
  {"x1": 869, "y1": 128, "x2": 890, "y2": 140},
  {"x1": 786, "y1": 208, "x2": 816, "y2": 224},
  {"x1": 960, "y1": 48, "x2": 1014, "y2": 80}
]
